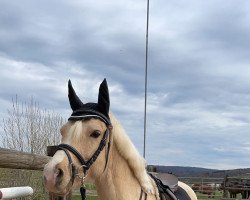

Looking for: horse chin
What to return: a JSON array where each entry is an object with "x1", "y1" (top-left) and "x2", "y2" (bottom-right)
[
  {"x1": 46, "y1": 178, "x2": 73, "y2": 197},
  {"x1": 54, "y1": 185, "x2": 72, "y2": 197}
]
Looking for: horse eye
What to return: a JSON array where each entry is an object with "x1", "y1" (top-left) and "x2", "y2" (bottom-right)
[{"x1": 90, "y1": 130, "x2": 101, "y2": 138}]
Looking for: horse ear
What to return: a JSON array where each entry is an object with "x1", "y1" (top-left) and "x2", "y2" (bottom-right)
[
  {"x1": 68, "y1": 80, "x2": 84, "y2": 111},
  {"x1": 98, "y1": 79, "x2": 110, "y2": 115}
]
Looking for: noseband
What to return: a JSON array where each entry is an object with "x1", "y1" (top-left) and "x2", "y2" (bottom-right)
[
  {"x1": 58, "y1": 126, "x2": 111, "y2": 176},
  {"x1": 54, "y1": 112, "x2": 112, "y2": 200}
]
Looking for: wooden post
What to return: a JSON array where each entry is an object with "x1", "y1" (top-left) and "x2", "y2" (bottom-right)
[
  {"x1": 0, "y1": 147, "x2": 73, "y2": 200},
  {"x1": 0, "y1": 148, "x2": 50, "y2": 170},
  {"x1": 223, "y1": 175, "x2": 229, "y2": 198},
  {"x1": 47, "y1": 146, "x2": 59, "y2": 157}
]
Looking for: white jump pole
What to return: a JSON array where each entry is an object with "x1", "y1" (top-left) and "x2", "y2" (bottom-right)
[{"x1": 0, "y1": 186, "x2": 33, "y2": 199}]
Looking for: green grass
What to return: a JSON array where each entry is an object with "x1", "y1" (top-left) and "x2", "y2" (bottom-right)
[
  {"x1": 0, "y1": 168, "x2": 49, "y2": 199},
  {"x1": 196, "y1": 191, "x2": 221, "y2": 200},
  {"x1": 73, "y1": 183, "x2": 98, "y2": 200},
  {"x1": 85, "y1": 183, "x2": 96, "y2": 190},
  {"x1": 73, "y1": 195, "x2": 99, "y2": 200},
  {"x1": 195, "y1": 190, "x2": 243, "y2": 200}
]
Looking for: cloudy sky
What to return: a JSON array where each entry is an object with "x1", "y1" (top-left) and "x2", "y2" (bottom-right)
[{"x1": 1, "y1": 0, "x2": 250, "y2": 170}]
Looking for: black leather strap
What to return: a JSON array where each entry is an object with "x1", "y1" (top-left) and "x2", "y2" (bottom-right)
[
  {"x1": 58, "y1": 129, "x2": 109, "y2": 172},
  {"x1": 58, "y1": 146, "x2": 76, "y2": 184},
  {"x1": 59, "y1": 144, "x2": 86, "y2": 166},
  {"x1": 148, "y1": 173, "x2": 178, "y2": 200},
  {"x1": 68, "y1": 109, "x2": 112, "y2": 126}
]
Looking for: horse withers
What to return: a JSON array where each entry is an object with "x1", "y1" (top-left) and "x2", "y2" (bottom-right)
[{"x1": 43, "y1": 79, "x2": 197, "y2": 200}]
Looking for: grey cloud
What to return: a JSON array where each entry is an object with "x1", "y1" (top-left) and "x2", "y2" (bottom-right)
[
  {"x1": 0, "y1": 0, "x2": 147, "y2": 94},
  {"x1": 1, "y1": 0, "x2": 250, "y2": 169}
]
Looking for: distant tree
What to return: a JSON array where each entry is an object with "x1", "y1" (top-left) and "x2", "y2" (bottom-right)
[
  {"x1": 1, "y1": 96, "x2": 65, "y2": 155},
  {"x1": 0, "y1": 96, "x2": 65, "y2": 198}
]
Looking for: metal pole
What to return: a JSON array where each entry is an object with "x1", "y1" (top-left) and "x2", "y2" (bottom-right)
[{"x1": 143, "y1": 0, "x2": 150, "y2": 158}]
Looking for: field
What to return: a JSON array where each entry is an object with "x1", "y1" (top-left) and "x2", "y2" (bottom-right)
[
  {"x1": 0, "y1": 168, "x2": 100, "y2": 199},
  {"x1": 1, "y1": 167, "x2": 249, "y2": 200},
  {"x1": 73, "y1": 196, "x2": 98, "y2": 200},
  {"x1": 196, "y1": 192, "x2": 242, "y2": 200},
  {"x1": 0, "y1": 168, "x2": 48, "y2": 199}
]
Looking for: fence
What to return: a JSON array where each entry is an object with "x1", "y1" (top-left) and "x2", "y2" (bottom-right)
[
  {"x1": 0, "y1": 186, "x2": 33, "y2": 199},
  {"x1": 0, "y1": 147, "x2": 49, "y2": 199},
  {"x1": 179, "y1": 176, "x2": 250, "y2": 200},
  {"x1": 0, "y1": 147, "x2": 100, "y2": 200},
  {"x1": 1, "y1": 149, "x2": 250, "y2": 200},
  {"x1": 0, "y1": 148, "x2": 50, "y2": 170},
  {"x1": 0, "y1": 147, "x2": 73, "y2": 200}
]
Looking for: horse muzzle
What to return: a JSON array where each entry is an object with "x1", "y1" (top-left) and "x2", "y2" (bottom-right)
[{"x1": 43, "y1": 161, "x2": 72, "y2": 195}]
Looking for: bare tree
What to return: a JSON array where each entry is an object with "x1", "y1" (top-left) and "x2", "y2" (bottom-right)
[
  {"x1": 0, "y1": 96, "x2": 66, "y2": 199},
  {"x1": 1, "y1": 96, "x2": 65, "y2": 155}
]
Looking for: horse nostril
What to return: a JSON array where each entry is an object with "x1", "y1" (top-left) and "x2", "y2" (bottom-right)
[{"x1": 55, "y1": 167, "x2": 64, "y2": 179}]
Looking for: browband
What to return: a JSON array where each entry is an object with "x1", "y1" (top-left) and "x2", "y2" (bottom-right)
[{"x1": 68, "y1": 109, "x2": 112, "y2": 126}]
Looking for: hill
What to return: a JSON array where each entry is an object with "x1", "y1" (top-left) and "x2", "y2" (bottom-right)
[
  {"x1": 147, "y1": 165, "x2": 250, "y2": 178},
  {"x1": 149, "y1": 165, "x2": 218, "y2": 177}
]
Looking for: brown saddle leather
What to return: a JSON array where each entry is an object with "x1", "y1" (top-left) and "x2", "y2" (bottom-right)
[
  {"x1": 158, "y1": 173, "x2": 178, "y2": 192},
  {"x1": 151, "y1": 173, "x2": 191, "y2": 200}
]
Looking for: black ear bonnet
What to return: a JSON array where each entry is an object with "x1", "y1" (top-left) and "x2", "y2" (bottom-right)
[{"x1": 68, "y1": 79, "x2": 112, "y2": 126}]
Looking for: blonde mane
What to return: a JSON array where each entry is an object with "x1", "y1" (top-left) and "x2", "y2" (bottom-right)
[
  {"x1": 110, "y1": 113, "x2": 146, "y2": 171},
  {"x1": 109, "y1": 113, "x2": 158, "y2": 196}
]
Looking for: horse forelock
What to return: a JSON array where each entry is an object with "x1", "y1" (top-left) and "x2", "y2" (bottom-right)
[{"x1": 61, "y1": 121, "x2": 83, "y2": 142}]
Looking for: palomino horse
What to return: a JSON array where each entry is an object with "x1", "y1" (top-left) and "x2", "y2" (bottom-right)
[{"x1": 43, "y1": 79, "x2": 197, "y2": 200}]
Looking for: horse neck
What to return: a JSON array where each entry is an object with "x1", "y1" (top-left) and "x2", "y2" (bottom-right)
[{"x1": 94, "y1": 142, "x2": 142, "y2": 200}]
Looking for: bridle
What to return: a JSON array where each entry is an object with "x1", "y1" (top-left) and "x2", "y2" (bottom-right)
[
  {"x1": 59, "y1": 128, "x2": 111, "y2": 172},
  {"x1": 52, "y1": 79, "x2": 177, "y2": 200},
  {"x1": 53, "y1": 110, "x2": 150, "y2": 200},
  {"x1": 54, "y1": 110, "x2": 113, "y2": 200}
]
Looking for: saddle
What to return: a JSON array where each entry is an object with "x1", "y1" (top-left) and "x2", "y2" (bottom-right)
[{"x1": 149, "y1": 173, "x2": 191, "y2": 200}]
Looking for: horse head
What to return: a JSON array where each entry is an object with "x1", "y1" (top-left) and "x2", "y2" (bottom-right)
[{"x1": 43, "y1": 79, "x2": 112, "y2": 196}]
